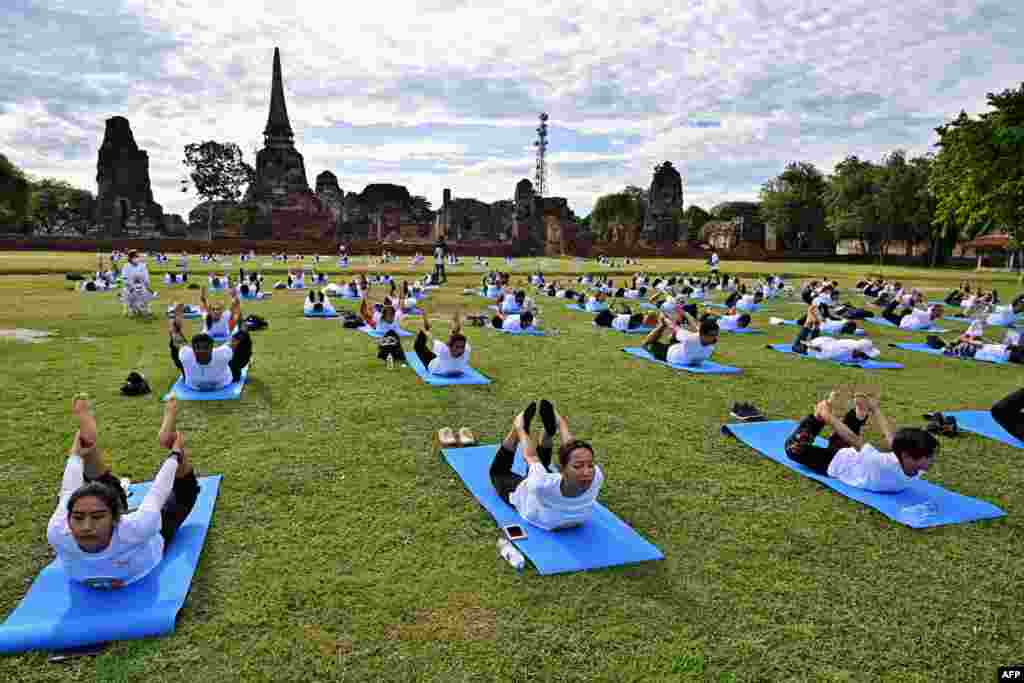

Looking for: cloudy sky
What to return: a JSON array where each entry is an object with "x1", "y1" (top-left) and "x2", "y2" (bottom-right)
[{"x1": 2, "y1": 0, "x2": 1021, "y2": 220}]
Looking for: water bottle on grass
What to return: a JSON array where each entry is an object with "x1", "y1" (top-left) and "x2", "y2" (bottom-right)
[{"x1": 497, "y1": 537, "x2": 525, "y2": 572}]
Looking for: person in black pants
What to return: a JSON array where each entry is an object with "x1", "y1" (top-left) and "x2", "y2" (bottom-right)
[
  {"x1": 784, "y1": 392, "x2": 874, "y2": 474},
  {"x1": 991, "y1": 388, "x2": 1024, "y2": 441}
]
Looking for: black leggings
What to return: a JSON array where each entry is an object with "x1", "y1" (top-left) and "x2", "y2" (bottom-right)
[
  {"x1": 414, "y1": 331, "x2": 436, "y2": 367},
  {"x1": 992, "y1": 388, "x2": 1024, "y2": 441},
  {"x1": 644, "y1": 339, "x2": 677, "y2": 361},
  {"x1": 489, "y1": 442, "x2": 554, "y2": 504},
  {"x1": 784, "y1": 409, "x2": 868, "y2": 475},
  {"x1": 882, "y1": 301, "x2": 910, "y2": 327}
]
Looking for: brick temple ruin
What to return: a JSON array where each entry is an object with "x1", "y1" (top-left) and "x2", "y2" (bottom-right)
[{"x1": 81, "y1": 47, "x2": 785, "y2": 258}]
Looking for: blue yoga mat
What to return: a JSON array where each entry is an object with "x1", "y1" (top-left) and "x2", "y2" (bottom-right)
[
  {"x1": 357, "y1": 325, "x2": 413, "y2": 337},
  {"x1": 639, "y1": 302, "x2": 660, "y2": 311},
  {"x1": 722, "y1": 420, "x2": 1005, "y2": 528},
  {"x1": 774, "y1": 320, "x2": 866, "y2": 336},
  {"x1": 0, "y1": 476, "x2": 222, "y2": 654},
  {"x1": 592, "y1": 322, "x2": 655, "y2": 335},
  {"x1": 163, "y1": 366, "x2": 248, "y2": 401},
  {"x1": 622, "y1": 347, "x2": 742, "y2": 374},
  {"x1": 891, "y1": 343, "x2": 1013, "y2": 365},
  {"x1": 405, "y1": 351, "x2": 491, "y2": 385},
  {"x1": 304, "y1": 310, "x2": 339, "y2": 318},
  {"x1": 865, "y1": 317, "x2": 947, "y2": 333},
  {"x1": 493, "y1": 326, "x2": 546, "y2": 336},
  {"x1": 441, "y1": 444, "x2": 663, "y2": 574},
  {"x1": 766, "y1": 343, "x2": 904, "y2": 369},
  {"x1": 943, "y1": 410, "x2": 1024, "y2": 449}
]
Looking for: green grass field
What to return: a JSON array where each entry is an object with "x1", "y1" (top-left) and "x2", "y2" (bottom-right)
[{"x1": 1, "y1": 252, "x2": 1021, "y2": 682}]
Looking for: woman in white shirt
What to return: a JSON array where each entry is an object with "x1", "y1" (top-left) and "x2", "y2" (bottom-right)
[
  {"x1": 169, "y1": 298, "x2": 252, "y2": 389},
  {"x1": 783, "y1": 392, "x2": 937, "y2": 491},
  {"x1": 48, "y1": 395, "x2": 200, "y2": 589},
  {"x1": 413, "y1": 309, "x2": 471, "y2": 376},
  {"x1": 360, "y1": 298, "x2": 406, "y2": 334},
  {"x1": 489, "y1": 401, "x2": 603, "y2": 530}
]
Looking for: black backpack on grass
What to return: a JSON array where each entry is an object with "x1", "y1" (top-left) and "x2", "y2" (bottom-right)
[
  {"x1": 341, "y1": 312, "x2": 362, "y2": 329},
  {"x1": 121, "y1": 372, "x2": 151, "y2": 396},
  {"x1": 244, "y1": 314, "x2": 269, "y2": 332}
]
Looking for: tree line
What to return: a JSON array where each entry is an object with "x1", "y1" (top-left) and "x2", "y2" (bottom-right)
[{"x1": 585, "y1": 82, "x2": 1023, "y2": 265}]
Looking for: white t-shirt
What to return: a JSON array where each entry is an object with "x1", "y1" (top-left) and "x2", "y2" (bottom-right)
[
  {"x1": 736, "y1": 294, "x2": 759, "y2": 311},
  {"x1": 179, "y1": 344, "x2": 234, "y2": 390},
  {"x1": 807, "y1": 337, "x2": 879, "y2": 362},
  {"x1": 502, "y1": 315, "x2": 532, "y2": 332},
  {"x1": 428, "y1": 340, "x2": 471, "y2": 375},
  {"x1": 827, "y1": 443, "x2": 917, "y2": 492},
  {"x1": 48, "y1": 455, "x2": 178, "y2": 586},
  {"x1": 900, "y1": 308, "x2": 933, "y2": 330},
  {"x1": 611, "y1": 314, "x2": 632, "y2": 331},
  {"x1": 121, "y1": 261, "x2": 149, "y2": 287},
  {"x1": 667, "y1": 331, "x2": 714, "y2": 365},
  {"x1": 510, "y1": 462, "x2": 605, "y2": 530},
  {"x1": 811, "y1": 293, "x2": 832, "y2": 308},
  {"x1": 623, "y1": 289, "x2": 641, "y2": 299}
]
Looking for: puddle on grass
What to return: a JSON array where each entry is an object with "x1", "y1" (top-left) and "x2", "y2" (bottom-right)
[{"x1": 0, "y1": 328, "x2": 54, "y2": 343}]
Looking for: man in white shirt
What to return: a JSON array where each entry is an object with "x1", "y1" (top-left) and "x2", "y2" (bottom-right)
[
  {"x1": 489, "y1": 401, "x2": 603, "y2": 530},
  {"x1": 881, "y1": 300, "x2": 944, "y2": 330},
  {"x1": 491, "y1": 311, "x2": 537, "y2": 332},
  {"x1": 642, "y1": 313, "x2": 719, "y2": 366},
  {"x1": 783, "y1": 392, "x2": 937, "y2": 492},
  {"x1": 169, "y1": 302, "x2": 252, "y2": 389}
]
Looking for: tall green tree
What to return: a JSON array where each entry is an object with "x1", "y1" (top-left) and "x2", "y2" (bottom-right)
[
  {"x1": 0, "y1": 154, "x2": 33, "y2": 232},
  {"x1": 759, "y1": 161, "x2": 828, "y2": 251},
  {"x1": 825, "y1": 155, "x2": 883, "y2": 255},
  {"x1": 181, "y1": 141, "x2": 255, "y2": 241},
  {"x1": 29, "y1": 177, "x2": 95, "y2": 235},
  {"x1": 930, "y1": 83, "x2": 1024, "y2": 271},
  {"x1": 590, "y1": 192, "x2": 643, "y2": 241},
  {"x1": 682, "y1": 205, "x2": 711, "y2": 239}
]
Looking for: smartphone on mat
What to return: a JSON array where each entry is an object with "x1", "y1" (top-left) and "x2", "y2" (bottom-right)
[{"x1": 503, "y1": 524, "x2": 527, "y2": 541}]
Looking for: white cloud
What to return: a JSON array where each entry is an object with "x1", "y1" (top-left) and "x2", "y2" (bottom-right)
[{"x1": 0, "y1": 0, "x2": 1021, "y2": 218}]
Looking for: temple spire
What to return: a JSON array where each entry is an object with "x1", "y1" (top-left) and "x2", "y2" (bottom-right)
[{"x1": 264, "y1": 47, "x2": 294, "y2": 146}]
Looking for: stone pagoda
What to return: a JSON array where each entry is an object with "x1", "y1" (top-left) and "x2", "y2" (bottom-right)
[{"x1": 244, "y1": 47, "x2": 331, "y2": 240}]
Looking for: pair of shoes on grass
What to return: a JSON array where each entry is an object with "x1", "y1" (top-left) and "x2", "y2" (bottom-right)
[
  {"x1": 730, "y1": 402, "x2": 764, "y2": 421},
  {"x1": 439, "y1": 427, "x2": 476, "y2": 447}
]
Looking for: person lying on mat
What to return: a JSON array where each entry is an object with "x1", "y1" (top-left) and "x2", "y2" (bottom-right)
[
  {"x1": 641, "y1": 314, "x2": 719, "y2": 366},
  {"x1": 594, "y1": 305, "x2": 658, "y2": 331},
  {"x1": 489, "y1": 401, "x2": 604, "y2": 530},
  {"x1": 169, "y1": 302, "x2": 252, "y2": 389},
  {"x1": 491, "y1": 310, "x2": 538, "y2": 332},
  {"x1": 880, "y1": 300, "x2": 944, "y2": 330},
  {"x1": 413, "y1": 309, "x2": 471, "y2": 376},
  {"x1": 48, "y1": 394, "x2": 200, "y2": 588},
  {"x1": 304, "y1": 291, "x2": 336, "y2": 316},
  {"x1": 793, "y1": 335, "x2": 880, "y2": 362},
  {"x1": 360, "y1": 298, "x2": 405, "y2": 334},
  {"x1": 784, "y1": 391, "x2": 937, "y2": 492},
  {"x1": 928, "y1": 325, "x2": 1024, "y2": 363},
  {"x1": 798, "y1": 302, "x2": 860, "y2": 336},
  {"x1": 702, "y1": 308, "x2": 752, "y2": 332},
  {"x1": 986, "y1": 298, "x2": 1024, "y2": 327}
]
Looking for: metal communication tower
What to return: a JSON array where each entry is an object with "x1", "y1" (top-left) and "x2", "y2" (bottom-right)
[{"x1": 533, "y1": 112, "x2": 549, "y2": 198}]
